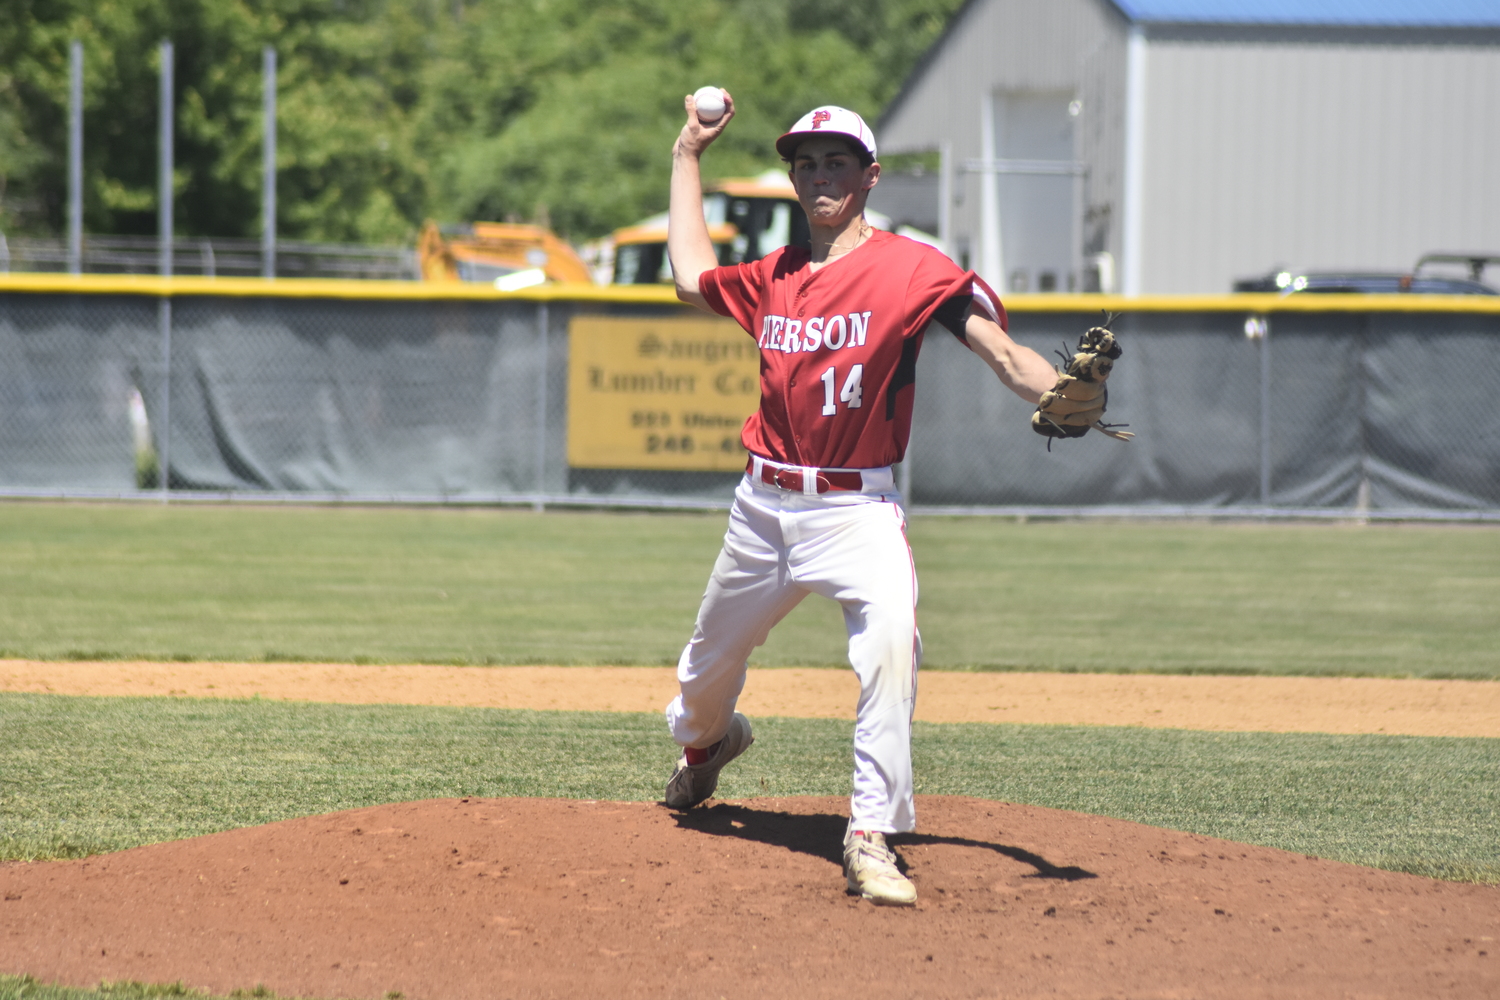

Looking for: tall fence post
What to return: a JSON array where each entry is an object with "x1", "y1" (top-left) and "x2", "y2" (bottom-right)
[
  {"x1": 158, "y1": 298, "x2": 171, "y2": 499},
  {"x1": 1250, "y1": 315, "x2": 1271, "y2": 508},
  {"x1": 1354, "y1": 319, "x2": 1371, "y2": 520},
  {"x1": 1260, "y1": 322, "x2": 1271, "y2": 508},
  {"x1": 534, "y1": 301, "x2": 549, "y2": 511},
  {"x1": 261, "y1": 47, "x2": 277, "y2": 280},
  {"x1": 67, "y1": 40, "x2": 83, "y2": 275},
  {"x1": 158, "y1": 40, "x2": 174, "y2": 499},
  {"x1": 158, "y1": 40, "x2": 173, "y2": 278}
]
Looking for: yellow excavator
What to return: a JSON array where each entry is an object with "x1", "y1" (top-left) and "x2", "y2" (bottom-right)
[
  {"x1": 418, "y1": 220, "x2": 593, "y2": 288},
  {"x1": 419, "y1": 170, "x2": 821, "y2": 288}
]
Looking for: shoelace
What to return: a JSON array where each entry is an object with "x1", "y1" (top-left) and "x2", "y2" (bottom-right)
[{"x1": 849, "y1": 836, "x2": 898, "y2": 869}]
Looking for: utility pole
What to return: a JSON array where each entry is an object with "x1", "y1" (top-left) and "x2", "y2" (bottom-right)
[
  {"x1": 262, "y1": 46, "x2": 277, "y2": 279},
  {"x1": 158, "y1": 40, "x2": 173, "y2": 277},
  {"x1": 67, "y1": 40, "x2": 83, "y2": 274},
  {"x1": 158, "y1": 40, "x2": 174, "y2": 499}
]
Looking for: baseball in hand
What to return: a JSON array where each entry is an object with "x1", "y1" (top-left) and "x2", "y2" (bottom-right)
[{"x1": 693, "y1": 86, "x2": 726, "y2": 124}]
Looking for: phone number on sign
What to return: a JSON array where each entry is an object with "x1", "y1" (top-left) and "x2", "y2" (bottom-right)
[{"x1": 645, "y1": 434, "x2": 744, "y2": 455}]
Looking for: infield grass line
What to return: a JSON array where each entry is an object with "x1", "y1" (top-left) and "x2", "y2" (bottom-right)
[
  {"x1": 0, "y1": 977, "x2": 316, "y2": 1000},
  {"x1": 1, "y1": 503, "x2": 1498, "y2": 678},
  {"x1": 2, "y1": 692, "x2": 1495, "y2": 883}
]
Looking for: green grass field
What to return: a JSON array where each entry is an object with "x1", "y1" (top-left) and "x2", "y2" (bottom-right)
[
  {"x1": 2, "y1": 692, "x2": 1496, "y2": 883},
  {"x1": 1, "y1": 502, "x2": 1497, "y2": 677}
]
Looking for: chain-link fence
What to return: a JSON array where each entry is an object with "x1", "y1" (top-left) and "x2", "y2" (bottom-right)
[
  {"x1": 0, "y1": 235, "x2": 418, "y2": 280},
  {"x1": 911, "y1": 308, "x2": 1500, "y2": 514},
  {"x1": 2, "y1": 282, "x2": 1497, "y2": 518}
]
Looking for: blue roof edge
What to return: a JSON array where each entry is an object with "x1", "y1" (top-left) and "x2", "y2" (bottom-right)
[{"x1": 1107, "y1": 1, "x2": 1500, "y2": 28}]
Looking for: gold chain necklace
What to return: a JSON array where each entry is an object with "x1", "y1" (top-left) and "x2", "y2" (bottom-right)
[{"x1": 823, "y1": 219, "x2": 871, "y2": 259}]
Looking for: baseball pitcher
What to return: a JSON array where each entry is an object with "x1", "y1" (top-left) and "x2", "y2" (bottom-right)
[{"x1": 661, "y1": 91, "x2": 1119, "y2": 906}]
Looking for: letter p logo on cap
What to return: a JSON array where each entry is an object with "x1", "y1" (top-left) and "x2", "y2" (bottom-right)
[{"x1": 776, "y1": 106, "x2": 877, "y2": 161}]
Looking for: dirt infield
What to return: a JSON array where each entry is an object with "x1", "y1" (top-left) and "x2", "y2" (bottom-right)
[
  {"x1": 2, "y1": 796, "x2": 1496, "y2": 999},
  {"x1": 4, "y1": 660, "x2": 1498, "y2": 736},
  {"x1": 4, "y1": 664, "x2": 1498, "y2": 997}
]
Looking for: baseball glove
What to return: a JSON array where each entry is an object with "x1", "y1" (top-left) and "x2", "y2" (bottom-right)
[{"x1": 1031, "y1": 321, "x2": 1134, "y2": 447}]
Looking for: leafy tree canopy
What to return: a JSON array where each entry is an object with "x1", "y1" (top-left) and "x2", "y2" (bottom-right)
[{"x1": 0, "y1": 0, "x2": 963, "y2": 244}]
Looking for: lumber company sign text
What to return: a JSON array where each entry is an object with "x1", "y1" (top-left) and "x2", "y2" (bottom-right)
[{"x1": 567, "y1": 317, "x2": 760, "y2": 471}]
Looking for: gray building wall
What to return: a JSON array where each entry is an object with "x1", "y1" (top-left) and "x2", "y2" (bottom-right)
[
  {"x1": 1142, "y1": 31, "x2": 1500, "y2": 292},
  {"x1": 878, "y1": 1, "x2": 1500, "y2": 294},
  {"x1": 876, "y1": 0, "x2": 1129, "y2": 286}
]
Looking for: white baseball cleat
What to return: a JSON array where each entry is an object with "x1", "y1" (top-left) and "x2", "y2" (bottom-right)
[
  {"x1": 664, "y1": 713, "x2": 754, "y2": 810},
  {"x1": 844, "y1": 830, "x2": 917, "y2": 906}
]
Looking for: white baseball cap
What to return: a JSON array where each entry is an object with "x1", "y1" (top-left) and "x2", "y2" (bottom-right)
[{"x1": 775, "y1": 106, "x2": 877, "y2": 162}]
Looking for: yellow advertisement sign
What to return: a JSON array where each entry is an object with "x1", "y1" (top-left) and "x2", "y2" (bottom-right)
[{"x1": 567, "y1": 316, "x2": 761, "y2": 470}]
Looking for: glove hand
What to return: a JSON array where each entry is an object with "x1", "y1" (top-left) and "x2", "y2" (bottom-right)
[{"x1": 1031, "y1": 324, "x2": 1134, "y2": 444}]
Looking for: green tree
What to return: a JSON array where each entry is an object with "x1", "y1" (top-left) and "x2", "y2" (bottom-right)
[
  {"x1": 0, "y1": 0, "x2": 964, "y2": 245},
  {"x1": 0, "y1": 0, "x2": 427, "y2": 242},
  {"x1": 417, "y1": 0, "x2": 961, "y2": 239}
]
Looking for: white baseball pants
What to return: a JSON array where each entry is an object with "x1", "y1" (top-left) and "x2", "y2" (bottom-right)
[{"x1": 665, "y1": 471, "x2": 921, "y2": 833}]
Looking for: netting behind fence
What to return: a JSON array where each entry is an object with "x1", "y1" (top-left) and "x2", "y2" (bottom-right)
[
  {"x1": 163, "y1": 297, "x2": 548, "y2": 495},
  {"x1": 2, "y1": 286, "x2": 1497, "y2": 514}
]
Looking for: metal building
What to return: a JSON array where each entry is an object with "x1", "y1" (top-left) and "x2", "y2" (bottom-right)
[{"x1": 872, "y1": 0, "x2": 1500, "y2": 295}]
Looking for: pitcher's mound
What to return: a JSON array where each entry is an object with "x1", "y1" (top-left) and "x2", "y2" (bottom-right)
[{"x1": 2, "y1": 796, "x2": 1496, "y2": 999}]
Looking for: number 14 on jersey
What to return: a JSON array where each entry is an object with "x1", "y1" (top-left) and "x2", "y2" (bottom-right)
[{"x1": 820, "y1": 364, "x2": 864, "y2": 416}]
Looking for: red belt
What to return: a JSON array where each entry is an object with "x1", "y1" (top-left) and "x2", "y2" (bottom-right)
[{"x1": 748, "y1": 457, "x2": 864, "y2": 494}]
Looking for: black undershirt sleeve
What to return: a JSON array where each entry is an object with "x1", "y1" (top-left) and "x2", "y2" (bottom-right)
[
  {"x1": 887, "y1": 337, "x2": 920, "y2": 420},
  {"x1": 931, "y1": 294, "x2": 972, "y2": 343},
  {"x1": 888, "y1": 293, "x2": 974, "y2": 420}
]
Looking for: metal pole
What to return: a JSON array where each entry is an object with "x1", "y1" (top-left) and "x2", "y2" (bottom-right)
[
  {"x1": 261, "y1": 46, "x2": 277, "y2": 279},
  {"x1": 158, "y1": 40, "x2": 173, "y2": 278},
  {"x1": 938, "y1": 141, "x2": 953, "y2": 261},
  {"x1": 158, "y1": 298, "x2": 172, "y2": 499},
  {"x1": 978, "y1": 90, "x2": 1003, "y2": 290},
  {"x1": 1071, "y1": 168, "x2": 1084, "y2": 291},
  {"x1": 1353, "y1": 321, "x2": 1370, "y2": 520},
  {"x1": 67, "y1": 40, "x2": 83, "y2": 274},
  {"x1": 1121, "y1": 25, "x2": 1147, "y2": 297},
  {"x1": 158, "y1": 40, "x2": 173, "y2": 499},
  {"x1": 1259, "y1": 319, "x2": 1271, "y2": 508},
  {"x1": 898, "y1": 447, "x2": 913, "y2": 501},
  {"x1": 534, "y1": 302, "x2": 549, "y2": 512}
]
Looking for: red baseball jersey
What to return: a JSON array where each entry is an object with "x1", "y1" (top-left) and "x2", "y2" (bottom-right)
[{"x1": 700, "y1": 230, "x2": 1006, "y2": 469}]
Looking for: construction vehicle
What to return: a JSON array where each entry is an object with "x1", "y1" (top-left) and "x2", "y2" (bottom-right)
[
  {"x1": 611, "y1": 171, "x2": 810, "y2": 284},
  {"x1": 418, "y1": 220, "x2": 592, "y2": 288}
]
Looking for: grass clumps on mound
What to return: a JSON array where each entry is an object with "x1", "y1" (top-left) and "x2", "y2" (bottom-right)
[{"x1": 0, "y1": 976, "x2": 334, "y2": 1000}]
